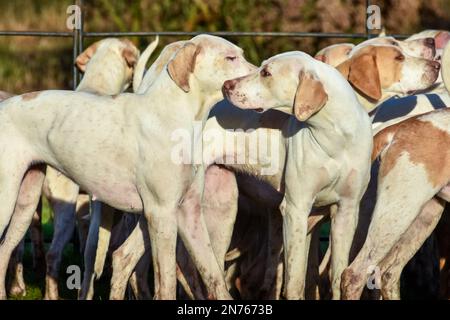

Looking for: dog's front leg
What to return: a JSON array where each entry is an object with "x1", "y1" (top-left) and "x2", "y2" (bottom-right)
[
  {"x1": 177, "y1": 169, "x2": 232, "y2": 300},
  {"x1": 143, "y1": 202, "x2": 178, "y2": 300},
  {"x1": 329, "y1": 198, "x2": 360, "y2": 300},
  {"x1": 44, "y1": 170, "x2": 80, "y2": 300},
  {"x1": 280, "y1": 194, "x2": 311, "y2": 300}
]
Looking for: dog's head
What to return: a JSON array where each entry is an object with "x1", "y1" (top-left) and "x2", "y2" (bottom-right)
[
  {"x1": 76, "y1": 38, "x2": 140, "y2": 90},
  {"x1": 407, "y1": 30, "x2": 450, "y2": 61},
  {"x1": 167, "y1": 34, "x2": 256, "y2": 94},
  {"x1": 337, "y1": 45, "x2": 440, "y2": 100},
  {"x1": 222, "y1": 52, "x2": 330, "y2": 121},
  {"x1": 315, "y1": 43, "x2": 355, "y2": 67},
  {"x1": 354, "y1": 36, "x2": 436, "y2": 60}
]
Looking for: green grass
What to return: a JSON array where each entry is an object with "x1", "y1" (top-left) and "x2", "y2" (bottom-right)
[{"x1": 8, "y1": 197, "x2": 113, "y2": 300}]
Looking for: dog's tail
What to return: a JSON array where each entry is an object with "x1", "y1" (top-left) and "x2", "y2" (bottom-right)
[
  {"x1": 443, "y1": 41, "x2": 450, "y2": 95},
  {"x1": 133, "y1": 36, "x2": 159, "y2": 93},
  {"x1": 371, "y1": 124, "x2": 401, "y2": 161}
]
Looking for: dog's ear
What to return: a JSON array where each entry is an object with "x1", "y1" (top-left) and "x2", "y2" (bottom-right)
[
  {"x1": 75, "y1": 41, "x2": 100, "y2": 72},
  {"x1": 121, "y1": 39, "x2": 139, "y2": 68},
  {"x1": 167, "y1": 42, "x2": 200, "y2": 92},
  {"x1": 314, "y1": 54, "x2": 327, "y2": 63},
  {"x1": 337, "y1": 48, "x2": 382, "y2": 101},
  {"x1": 293, "y1": 71, "x2": 328, "y2": 121}
]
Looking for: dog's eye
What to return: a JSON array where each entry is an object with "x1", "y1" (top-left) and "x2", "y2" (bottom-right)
[
  {"x1": 260, "y1": 68, "x2": 272, "y2": 77},
  {"x1": 390, "y1": 41, "x2": 399, "y2": 46},
  {"x1": 226, "y1": 56, "x2": 237, "y2": 61},
  {"x1": 395, "y1": 55, "x2": 405, "y2": 61}
]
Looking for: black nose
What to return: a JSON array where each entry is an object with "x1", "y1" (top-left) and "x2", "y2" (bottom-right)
[
  {"x1": 425, "y1": 37, "x2": 435, "y2": 48},
  {"x1": 223, "y1": 79, "x2": 236, "y2": 92}
]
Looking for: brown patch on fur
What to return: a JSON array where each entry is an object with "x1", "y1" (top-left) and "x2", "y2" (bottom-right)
[
  {"x1": 119, "y1": 39, "x2": 139, "y2": 68},
  {"x1": 75, "y1": 41, "x2": 100, "y2": 72},
  {"x1": 371, "y1": 124, "x2": 402, "y2": 161},
  {"x1": 337, "y1": 46, "x2": 404, "y2": 101},
  {"x1": 294, "y1": 71, "x2": 328, "y2": 121},
  {"x1": 375, "y1": 46, "x2": 403, "y2": 89},
  {"x1": 315, "y1": 44, "x2": 353, "y2": 67},
  {"x1": 21, "y1": 91, "x2": 41, "y2": 101},
  {"x1": 379, "y1": 110, "x2": 450, "y2": 187},
  {"x1": 167, "y1": 42, "x2": 201, "y2": 92}
]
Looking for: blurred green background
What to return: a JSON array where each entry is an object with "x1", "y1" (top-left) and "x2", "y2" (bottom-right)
[{"x1": 1, "y1": 0, "x2": 450, "y2": 93}]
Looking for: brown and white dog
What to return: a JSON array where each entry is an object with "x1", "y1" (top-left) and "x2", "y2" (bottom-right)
[{"x1": 341, "y1": 41, "x2": 450, "y2": 300}]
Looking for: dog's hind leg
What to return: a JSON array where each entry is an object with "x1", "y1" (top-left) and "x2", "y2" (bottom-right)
[
  {"x1": 177, "y1": 174, "x2": 232, "y2": 300},
  {"x1": 203, "y1": 166, "x2": 238, "y2": 272},
  {"x1": 129, "y1": 249, "x2": 152, "y2": 299},
  {"x1": 379, "y1": 197, "x2": 445, "y2": 300},
  {"x1": 341, "y1": 161, "x2": 441, "y2": 300},
  {"x1": 30, "y1": 205, "x2": 46, "y2": 274},
  {"x1": 0, "y1": 165, "x2": 46, "y2": 299},
  {"x1": 78, "y1": 201, "x2": 109, "y2": 300}
]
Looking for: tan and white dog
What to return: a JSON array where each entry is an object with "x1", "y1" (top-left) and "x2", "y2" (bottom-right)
[
  {"x1": 315, "y1": 43, "x2": 355, "y2": 67},
  {"x1": 336, "y1": 45, "x2": 440, "y2": 113},
  {"x1": 341, "y1": 42, "x2": 450, "y2": 300},
  {"x1": 0, "y1": 34, "x2": 255, "y2": 300}
]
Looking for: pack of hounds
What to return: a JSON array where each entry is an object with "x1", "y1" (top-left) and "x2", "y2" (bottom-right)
[{"x1": 0, "y1": 29, "x2": 449, "y2": 300}]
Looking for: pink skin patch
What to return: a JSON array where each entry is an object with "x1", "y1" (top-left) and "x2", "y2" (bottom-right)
[{"x1": 435, "y1": 32, "x2": 450, "y2": 50}]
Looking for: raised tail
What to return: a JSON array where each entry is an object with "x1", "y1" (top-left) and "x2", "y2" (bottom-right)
[
  {"x1": 133, "y1": 36, "x2": 159, "y2": 93},
  {"x1": 443, "y1": 41, "x2": 450, "y2": 94}
]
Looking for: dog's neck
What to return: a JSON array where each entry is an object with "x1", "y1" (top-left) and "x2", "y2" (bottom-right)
[
  {"x1": 77, "y1": 52, "x2": 129, "y2": 95},
  {"x1": 143, "y1": 69, "x2": 223, "y2": 125},
  {"x1": 355, "y1": 91, "x2": 397, "y2": 113},
  {"x1": 305, "y1": 72, "x2": 370, "y2": 157}
]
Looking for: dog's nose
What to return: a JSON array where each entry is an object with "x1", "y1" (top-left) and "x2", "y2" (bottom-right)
[
  {"x1": 425, "y1": 37, "x2": 435, "y2": 48},
  {"x1": 223, "y1": 79, "x2": 236, "y2": 92}
]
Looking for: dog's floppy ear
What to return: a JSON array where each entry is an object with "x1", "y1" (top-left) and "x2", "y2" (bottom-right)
[
  {"x1": 120, "y1": 39, "x2": 139, "y2": 68},
  {"x1": 167, "y1": 42, "x2": 200, "y2": 92},
  {"x1": 337, "y1": 48, "x2": 382, "y2": 101},
  {"x1": 294, "y1": 71, "x2": 328, "y2": 121},
  {"x1": 315, "y1": 54, "x2": 327, "y2": 63},
  {"x1": 75, "y1": 41, "x2": 100, "y2": 72}
]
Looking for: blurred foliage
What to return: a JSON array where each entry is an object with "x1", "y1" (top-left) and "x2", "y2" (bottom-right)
[{"x1": 0, "y1": 0, "x2": 449, "y2": 92}]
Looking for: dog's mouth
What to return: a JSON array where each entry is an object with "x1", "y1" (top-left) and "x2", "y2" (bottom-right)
[{"x1": 255, "y1": 108, "x2": 264, "y2": 113}]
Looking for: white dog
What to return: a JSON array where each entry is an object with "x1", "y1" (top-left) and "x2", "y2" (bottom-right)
[
  {"x1": 222, "y1": 51, "x2": 373, "y2": 299},
  {"x1": 0, "y1": 34, "x2": 255, "y2": 300}
]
